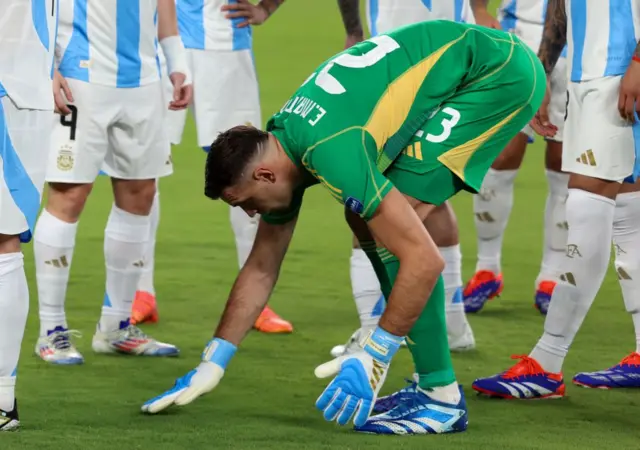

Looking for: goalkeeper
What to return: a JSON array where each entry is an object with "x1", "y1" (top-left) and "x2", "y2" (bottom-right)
[{"x1": 142, "y1": 20, "x2": 545, "y2": 435}]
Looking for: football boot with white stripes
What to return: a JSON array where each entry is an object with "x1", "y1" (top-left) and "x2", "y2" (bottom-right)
[
  {"x1": 573, "y1": 352, "x2": 640, "y2": 389},
  {"x1": 472, "y1": 355, "x2": 565, "y2": 399},
  {"x1": 355, "y1": 384, "x2": 468, "y2": 435}
]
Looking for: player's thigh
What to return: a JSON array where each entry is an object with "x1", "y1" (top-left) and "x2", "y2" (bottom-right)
[
  {"x1": 103, "y1": 82, "x2": 173, "y2": 181},
  {"x1": 191, "y1": 49, "x2": 261, "y2": 147},
  {"x1": 47, "y1": 79, "x2": 110, "y2": 184},
  {"x1": 0, "y1": 97, "x2": 51, "y2": 239},
  {"x1": 562, "y1": 77, "x2": 636, "y2": 182}
]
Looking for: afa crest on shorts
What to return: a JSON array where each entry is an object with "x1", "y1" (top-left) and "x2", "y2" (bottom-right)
[{"x1": 57, "y1": 145, "x2": 75, "y2": 171}]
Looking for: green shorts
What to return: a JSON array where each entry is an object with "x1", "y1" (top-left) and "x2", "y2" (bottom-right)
[{"x1": 385, "y1": 37, "x2": 546, "y2": 206}]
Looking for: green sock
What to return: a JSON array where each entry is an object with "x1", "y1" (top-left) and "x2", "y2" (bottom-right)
[{"x1": 361, "y1": 241, "x2": 456, "y2": 389}]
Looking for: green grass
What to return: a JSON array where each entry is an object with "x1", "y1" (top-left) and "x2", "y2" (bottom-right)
[{"x1": 6, "y1": 1, "x2": 640, "y2": 448}]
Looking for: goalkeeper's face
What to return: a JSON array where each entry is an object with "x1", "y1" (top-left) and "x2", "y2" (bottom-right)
[{"x1": 222, "y1": 168, "x2": 295, "y2": 217}]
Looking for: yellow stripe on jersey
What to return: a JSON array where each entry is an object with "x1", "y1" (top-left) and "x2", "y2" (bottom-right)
[
  {"x1": 363, "y1": 30, "x2": 471, "y2": 155},
  {"x1": 437, "y1": 40, "x2": 541, "y2": 181}
]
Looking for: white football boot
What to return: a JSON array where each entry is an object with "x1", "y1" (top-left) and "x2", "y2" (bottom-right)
[
  {"x1": 92, "y1": 321, "x2": 179, "y2": 356},
  {"x1": 35, "y1": 327, "x2": 84, "y2": 365}
]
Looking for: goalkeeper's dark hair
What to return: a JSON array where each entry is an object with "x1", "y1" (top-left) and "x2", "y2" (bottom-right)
[{"x1": 204, "y1": 125, "x2": 270, "y2": 200}]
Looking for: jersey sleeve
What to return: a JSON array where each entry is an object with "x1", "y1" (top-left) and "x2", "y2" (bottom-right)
[
  {"x1": 302, "y1": 128, "x2": 393, "y2": 221},
  {"x1": 261, "y1": 186, "x2": 305, "y2": 225}
]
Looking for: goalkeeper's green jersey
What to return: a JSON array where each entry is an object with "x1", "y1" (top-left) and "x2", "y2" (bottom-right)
[{"x1": 263, "y1": 20, "x2": 541, "y2": 223}]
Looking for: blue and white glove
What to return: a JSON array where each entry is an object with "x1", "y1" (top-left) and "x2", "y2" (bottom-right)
[
  {"x1": 141, "y1": 338, "x2": 236, "y2": 414},
  {"x1": 315, "y1": 327, "x2": 403, "y2": 426}
]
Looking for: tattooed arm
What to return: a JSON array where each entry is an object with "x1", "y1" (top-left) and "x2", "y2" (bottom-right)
[
  {"x1": 337, "y1": 0, "x2": 364, "y2": 49},
  {"x1": 538, "y1": 0, "x2": 567, "y2": 75}
]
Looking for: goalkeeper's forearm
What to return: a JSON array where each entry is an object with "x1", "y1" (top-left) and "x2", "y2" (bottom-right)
[{"x1": 214, "y1": 265, "x2": 278, "y2": 346}]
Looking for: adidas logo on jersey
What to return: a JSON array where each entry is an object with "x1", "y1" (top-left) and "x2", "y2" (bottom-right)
[{"x1": 575, "y1": 149, "x2": 596, "y2": 166}]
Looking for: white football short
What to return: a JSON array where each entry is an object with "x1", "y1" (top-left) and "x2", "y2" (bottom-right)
[
  {"x1": 47, "y1": 80, "x2": 173, "y2": 183},
  {"x1": 0, "y1": 96, "x2": 51, "y2": 239},
  {"x1": 563, "y1": 76, "x2": 638, "y2": 181},
  {"x1": 507, "y1": 22, "x2": 567, "y2": 141},
  {"x1": 165, "y1": 48, "x2": 261, "y2": 148}
]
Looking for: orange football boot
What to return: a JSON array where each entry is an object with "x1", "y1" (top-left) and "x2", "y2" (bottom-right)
[
  {"x1": 131, "y1": 291, "x2": 159, "y2": 325},
  {"x1": 463, "y1": 270, "x2": 504, "y2": 313},
  {"x1": 253, "y1": 305, "x2": 293, "y2": 334}
]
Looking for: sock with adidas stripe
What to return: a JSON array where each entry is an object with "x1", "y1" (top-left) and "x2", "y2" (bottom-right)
[
  {"x1": 531, "y1": 189, "x2": 615, "y2": 373},
  {"x1": 34, "y1": 209, "x2": 79, "y2": 336},
  {"x1": 473, "y1": 168, "x2": 518, "y2": 274},
  {"x1": 99, "y1": 205, "x2": 149, "y2": 332},
  {"x1": 612, "y1": 191, "x2": 640, "y2": 353}
]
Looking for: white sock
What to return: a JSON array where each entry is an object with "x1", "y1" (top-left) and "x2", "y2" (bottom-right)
[
  {"x1": 633, "y1": 313, "x2": 640, "y2": 354},
  {"x1": 420, "y1": 381, "x2": 461, "y2": 405},
  {"x1": 350, "y1": 248, "x2": 384, "y2": 329},
  {"x1": 612, "y1": 191, "x2": 640, "y2": 353},
  {"x1": 538, "y1": 170, "x2": 569, "y2": 283},
  {"x1": 100, "y1": 205, "x2": 150, "y2": 332},
  {"x1": 473, "y1": 168, "x2": 518, "y2": 273},
  {"x1": 137, "y1": 189, "x2": 159, "y2": 295},
  {"x1": 34, "y1": 209, "x2": 78, "y2": 336},
  {"x1": 0, "y1": 252, "x2": 29, "y2": 411},
  {"x1": 229, "y1": 206, "x2": 259, "y2": 269},
  {"x1": 440, "y1": 245, "x2": 467, "y2": 336},
  {"x1": 530, "y1": 189, "x2": 615, "y2": 373}
]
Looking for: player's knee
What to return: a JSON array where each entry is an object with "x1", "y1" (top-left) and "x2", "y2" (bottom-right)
[
  {"x1": 112, "y1": 179, "x2": 157, "y2": 216},
  {"x1": 568, "y1": 174, "x2": 621, "y2": 200},
  {"x1": 46, "y1": 182, "x2": 93, "y2": 222},
  {"x1": 0, "y1": 234, "x2": 21, "y2": 255},
  {"x1": 545, "y1": 141, "x2": 563, "y2": 172},
  {"x1": 424, "y1": 202, "x2": 458, "y2": 247},
  {"x1": 490, "y1": 133, "x2": 528, "y2": 170}
]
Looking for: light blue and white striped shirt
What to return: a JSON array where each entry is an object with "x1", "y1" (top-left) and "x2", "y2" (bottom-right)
[
  {"x1": 0, "y1": 0, "x2": 58, "y2": 109},
  {"x1": 567, "y1": 0, "x2": 640, "y2": 82},
  {"x1": 176, "y1": 0, "x2": 252, "y2": 51},
  {"x1": 366, "y1": 0, "x2": 473, "y2": 37},
  {"x1": 57, "y1": 0, "x2": 161, "y2": 88}
]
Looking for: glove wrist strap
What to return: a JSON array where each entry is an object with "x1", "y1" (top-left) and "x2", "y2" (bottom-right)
[
  {"x1": 202, "y1": 338, "x2": 237, "y2": 369},
  {"x1": 362, "y1": 326, "x2": 403, "y2": 364}
]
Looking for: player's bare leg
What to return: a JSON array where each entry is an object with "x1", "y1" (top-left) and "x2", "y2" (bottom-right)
[
  {"x1": 131, "y1": 180, "x2": 160, "y2": 325},
  {"x1": 572, "y1": 179, "x2": 640, "y2": 389},
  {"x1": 33, "y1": 182, "x2": 93, "y2": 364},
  {"x1": 465, "y1": 133, "x2": 526, "y2": 312},
  {"x1": 230, "y1": 206, "x2": 292, "y2": 334},
  {"x1": 0, "y1": 234, "x2": 28, "y2": 430},
  {"x1": 535, "y1": 140, "x2": 569, "y2": 314}
]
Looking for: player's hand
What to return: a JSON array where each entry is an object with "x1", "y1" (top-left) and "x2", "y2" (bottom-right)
[
  {"x1": 529, "y1": 80, "x2": 558, "y2": 138},
  {"x1": 221, "y1": 0, "x2": 269, "y2": 28},
  {"x1": 168, "y1": 72, "x2": 192, "y2": 111},
  {"x1": 473, "y1": 9, "x2": 502, "y2": 29},
  {"x1": 53, "y1": 69, "x2": 73, "y2": 116},
  {"x1": 344, "y1": 34, "x2": 364, "y2": 50},
  {"x1": 618, "y1": 58, "x2": 640, "y2": 123},
  {"x1": 141, "y1": 338, "x2": 236, "y2": 414},
  {"x1": 314, "y1": 327, "x2": 402, "y2": 427}
]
